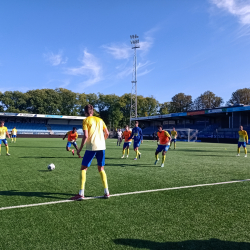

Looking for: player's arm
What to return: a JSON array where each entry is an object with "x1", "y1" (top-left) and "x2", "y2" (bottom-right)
[
  {"x1": 77, "y1": 130, "x2": 88, "y2": 155},
  {"x1": 128, "y1": 129, "x2": 134, "y2": 140},
  {"x1": 140, "y1": 129, "x2": 143, "y2": 143},
  {"x1": 75, "y1": 132, "x2": 78, "y2": 141},
  {"x1": 245, "y1": 133, "x2": 248, "y2": 144},
  {"x1": 6, "y1": 131, "x2": 10, "y2": 139},
  {"x1": 63, "y1": 131, "x2": 69, "y2": 140},
  {"x1": 104, "y1": 128, "x2": 109, "y2": 140}
]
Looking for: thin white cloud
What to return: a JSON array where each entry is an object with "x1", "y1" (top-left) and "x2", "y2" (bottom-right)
[
  {"x1": 44, "y1": 50, "x2": 68, "y2": 66},
  {"x1": 65, "y1": 49, "x2": 102, "y2": 87},
  {"x1": 211, "y1": 0, "x2": 250, "y2": 25},
  {"x1": 102, "y1": 44, "x2": 131, "y2": 59},
  {"x1": 116, "y1": 61, "x2": 154, "y2": 79}
]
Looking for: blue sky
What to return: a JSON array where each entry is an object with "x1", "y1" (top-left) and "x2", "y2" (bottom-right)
[{"x1": 0, "y1": 0, "x2": 250, "y2": 104}]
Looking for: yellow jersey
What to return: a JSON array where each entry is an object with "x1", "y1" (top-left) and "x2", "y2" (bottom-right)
[
  {"x1": 0, "y1": 126, "x2": 8, "y2": 139},
  {"x1": 82, "y1": 116, "x2": 107, "y2": 151},
  {"x1": 238, "y1": 130, "x2": 248, "y2": 142},
  {"x1": 12, "y1": 128, "x2": 17, "y2": 135},
  {"x1": 171, "y1": 130, "x2": 177, "y2": 139}
]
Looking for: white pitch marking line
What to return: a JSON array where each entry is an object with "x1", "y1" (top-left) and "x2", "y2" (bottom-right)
[{"x1": 1, "y1": 179, "x2": 250, "y2": 211}]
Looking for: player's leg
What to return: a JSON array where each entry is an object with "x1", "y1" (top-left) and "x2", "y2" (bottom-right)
[
  {"x1": 122, "y1": 143, "x2": 126, "y2": 158},
  {"x1": 243, "y1": 142, "x2": 247, "y2": 157},
  {"x1": 155, "y1": 148, "x2": 160, "y2": 165},
  {"x1": 4, "y1": 140, "x2": 10, "y2": 156},
  {"x1": 236, "y1": 142, "x2": 241, "y2": 156},
  {"x1": 174, "y1": 139, "x2": 176, "y2": 149},
  {"x1": 126, "y1": 144, "x2": 130, "y2": 158},
  {"x1": 70, "y1": 151, "x2": 96, "y2": 200},
  {"x1": 14, "y1": 135, "x2": 16, "y2": 143},
  {"x1": 134, "y1": 145, "x2": 139, "y2": 160},
  {"x1": 96, "y1": 150, "x2": 109, "y2": 198}
]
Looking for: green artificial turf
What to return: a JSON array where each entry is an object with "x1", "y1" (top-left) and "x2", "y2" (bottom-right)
[{"x1": 0, "y1": 138, "x2": 249, "y2": 249}]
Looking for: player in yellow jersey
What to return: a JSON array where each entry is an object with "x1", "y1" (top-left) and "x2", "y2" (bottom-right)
[
  {"x1": 0, "y1": 121, "x2": 11, "y2": 156},
  {"x1": 11, "y1": 127, "x2": 17, "y2": 143},
  {"x1": 237, "y1": 126, "x2": 248, "y2": 157},
  {"x1": 63, "y1": 127, "x2": 79, "y2": 156},
  {"x1": 121, "y1": 125, "x2": 132, "y2": 158},
  {"x1": 70, "y1": 104, "x2": 110, "y2": 201},
  {"x1": 170, "y1": 127, "x2": 177, "y2": 149},
  {"x1": 155, "y1": 125, "x2": 171, "y2": 167}
]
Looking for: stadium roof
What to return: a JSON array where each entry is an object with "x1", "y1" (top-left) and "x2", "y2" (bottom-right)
[
  {"x1": 0, "y1": 112, "x2": 86, "y2": 120},
  {"x1": 132, "y1": 105, "x2": 250, "y2": 121}
]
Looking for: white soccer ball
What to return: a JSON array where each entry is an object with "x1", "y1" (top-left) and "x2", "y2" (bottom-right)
[{"x1": 47, "y1": 163, "x2": 55, "y2": 171}]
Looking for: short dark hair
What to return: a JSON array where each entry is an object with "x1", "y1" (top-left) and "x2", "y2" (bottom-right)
[
  {"x1": 0, "y1": 121, "x2": 4, "y2": 124},
  {"x1": 125, "y1": 125, "x2": 129, "y2": 128},
  {"x1": 84, "y1": 104, "x2": 94, "y2": 116},
  {"x1": 73, "y1": 127, "x2": 77, "y2": 131},
  {"x1": 135, "y1": 121, "x2": 139, "y2": 125},
  {"x1": 158, "y1": 125, "x2": 163, "y2": 129}
]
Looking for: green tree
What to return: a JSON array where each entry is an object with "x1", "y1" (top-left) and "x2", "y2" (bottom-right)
[
  {"x1": 1, "y1": 91, "x2": 29, "y2": 112},
  {"x1": 227, "y1": 88, "x2": 250, "y2": 105},
  {"x1": 55, "y1": 88, "x2": 77, "y2": 115},
  {"x1": 97, "y1": 93, "x2": 123, "y2": 130},
  {"x1": 26, "y1": 89, "x2": 61, "y2": 114},
  {"x1": 78, "y1": 93, "x2": 99, "y2": 116},
  {"x1": 193, "y1": 91, "x2": 223, "y2": 110},
  {"x1": 159, "y1": 102, "x2": 170, "y2": 115},
  {"x1": 169, "y1": 93, "x2": 192, "y2": 113}
]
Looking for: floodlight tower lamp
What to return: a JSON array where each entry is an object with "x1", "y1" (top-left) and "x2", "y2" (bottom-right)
[{"x1": 130, "y1": 34, "x2": 140, "y2": 127}]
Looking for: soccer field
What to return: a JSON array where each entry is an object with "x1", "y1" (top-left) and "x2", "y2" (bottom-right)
[{"x1": 0, "y1": 138, "x2": 250, "y2": 250}]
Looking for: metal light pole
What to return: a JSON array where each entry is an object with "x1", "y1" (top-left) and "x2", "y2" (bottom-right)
[{"x1": 130, "y1": 34, "x2": 140, "y2": 127}]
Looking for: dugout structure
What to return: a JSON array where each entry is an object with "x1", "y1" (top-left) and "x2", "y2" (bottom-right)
[
  {"x1": 132, "y1": 104, "x2": 250, "y2": 143},
  {"x1": 0, "y1": 112, "x2": 86, "y2": 138}
]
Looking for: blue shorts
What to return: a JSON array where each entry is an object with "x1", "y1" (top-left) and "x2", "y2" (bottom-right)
[
  {"x1": 123, "y1": 142, "x2": 131, "y2": 149},
  {"x1": 171, "y1": 139, "x2": 176, "y2": 142},
  {"x1": 0, "y1": 139, "x2": 8, "y2": 145},
  {"x1": 12, "y1": 135, "x2": 16, "y2": 138},
  {"x1": 82, "y1": 150, "x2": 105, "y2": 167},
  {"x1": 238, "y1": 142, "x2": 246, "y2": 148},
  {"x1": 156, "y1": 145, "x2": 170, "y2": 152},
  {"x1": 67, "y1": 141, "x2": 77, "y2": 148},
  {"x1": 134, "y1": 140, "x2": 141, "y2": 149}
]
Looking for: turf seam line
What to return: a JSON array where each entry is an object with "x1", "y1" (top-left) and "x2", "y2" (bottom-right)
[{"x1": 1, "y1": 179, "x2": 249, "y2": 211}]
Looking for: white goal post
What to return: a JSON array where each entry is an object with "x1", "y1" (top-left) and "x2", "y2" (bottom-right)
[{"x1": 165, "y1": 128, "x2": 199, "y2": 142}]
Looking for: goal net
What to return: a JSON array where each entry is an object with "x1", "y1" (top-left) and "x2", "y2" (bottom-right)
[{"x1": 165, "y1": 128, "x2": 199, "y2": 142}]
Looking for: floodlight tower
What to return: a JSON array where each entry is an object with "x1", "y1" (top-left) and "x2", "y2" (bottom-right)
[{"x1": 130, "y1": 34, "x2": 140, "y2": 127}]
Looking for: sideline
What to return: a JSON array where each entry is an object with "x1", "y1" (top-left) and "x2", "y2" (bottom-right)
[{"x1": 1, "y1": 179, "x2": 249, "y2": 211}]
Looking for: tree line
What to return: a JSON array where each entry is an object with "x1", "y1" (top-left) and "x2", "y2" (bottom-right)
[{"x1": 0, "y1": 88, "x2": 249, "y2": 128}]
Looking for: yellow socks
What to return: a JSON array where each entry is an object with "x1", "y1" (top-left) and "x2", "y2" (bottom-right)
[
  {"x1": 162, "y1": 155, "x2": 166, "y2": 164},
  {"x1": 135, "y1": 150, "x2": 139, "y2": 158},
  {"x1": 14, "y1": 138, "x2": 16, "y2": 142},
  {"x1": 155, "y1": 154, "x2": 159, "y2": 160},
  {"x1": 244, "y1": 147, "x2": 247, "y2": 155},
  {"x1": 6, "y1": 146, "x2": 9, "y2": 154},
  {"x1": 122, "y1": 149, "x2": 125, "y2": 156},
  {"x1": 238, "y1": 148, "x2": 240, "y2": 154},
  {"x1": 99, "y1": 170, "x2": 108, "y2": 188},
  {"x1": 127, "y1": 148, "x2": 129, "y2": 156},
  {"x1": 11, "y1": 138, "x2": 13, "y2": 142},
  {"x1": 69, "y1": 149, "x2": 72, "y2": 152},
  {"x1": 174, "y1": 143, "x2": 176, "y2": 149},
  {"x1": 79, "y1": 170, "x2": 86, "y2": 196}
]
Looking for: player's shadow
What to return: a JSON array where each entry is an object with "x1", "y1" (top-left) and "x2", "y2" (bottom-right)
[
  {"x1": 19, "y1": 156, "x2": 79, "y2": 159},
  {"x1": 113, "y1": 238, "x2": 250, "y2": 250},
  {"x1": 11, "y1": 146, "x2": 61, "y2": 148},
  {"x1": 0, "y1": 190, "x2": 73, "y2": 199}
]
